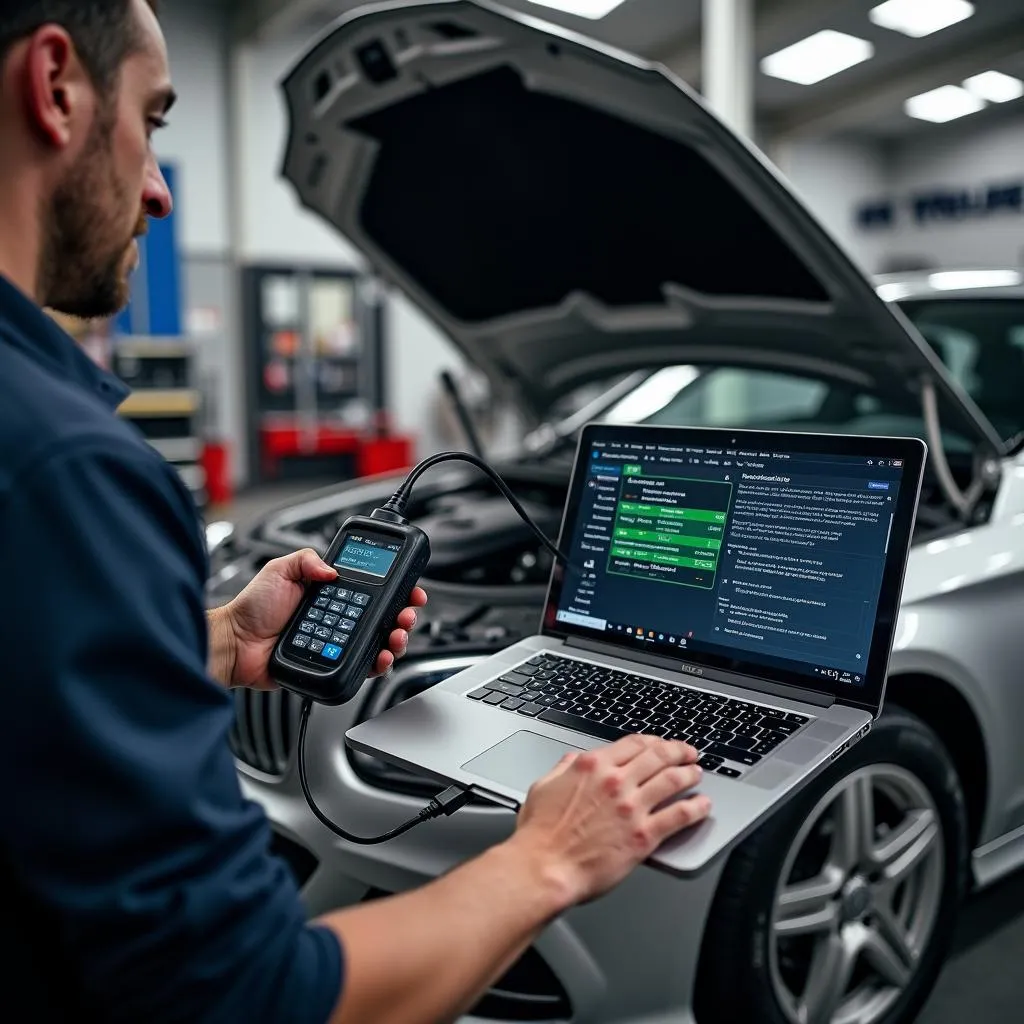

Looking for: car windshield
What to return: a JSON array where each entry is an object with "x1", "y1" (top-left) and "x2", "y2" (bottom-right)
[
  {"x1": 899, "y1": 298, "x2": 1024, "y2": 442},
  {"x1": 599, "y1": 366, "x2": 976, "y2": 454},
  {"x1": 578, "y1": 297, "x2": 1024, "y2": 450}
]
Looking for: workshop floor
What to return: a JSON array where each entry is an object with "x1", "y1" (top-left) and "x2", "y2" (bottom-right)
[
  {"x1": 917, "y1": 867, "x2": 1024, "y2": 1022},
  {"x1": 212, "y1": 484, "x2": 1024, "y2": 1024}
]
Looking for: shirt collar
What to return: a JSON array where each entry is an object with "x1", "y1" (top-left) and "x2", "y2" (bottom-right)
[{"x1": 0, "y1": 274, "x2": 130, "y2": 411}]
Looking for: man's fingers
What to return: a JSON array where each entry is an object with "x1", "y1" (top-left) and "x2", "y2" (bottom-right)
[
  {"x1": 542, "y1": 750, "x2": 580, "y2": 782},
  {"x1": 285, "y1": 548, "x2": 337, "y2": 582},
  {"x1": 604, "y1": 736, "x2": 695, "y2": 773},
  {"x1": 621, "y1": 741, "x2": 695, "y2": 788},
  {"x1": 649, "y1": 793, "x2": 712, "y2": 842},
  {"x1": 394, "y1": 588, "x2": 429, "y2": 630},
  {"x1": 369, "y1": 625, "x2": 414, "y2": 678},
  {"x1": 638, "y1": 763, "x2": 704, "y2": 810},
  {"x1": 389, "y1": 627, "x2": 409, "y2": 658},
  {"x1": 603, "y1": 733, "x2": 653, "y2": 766}
]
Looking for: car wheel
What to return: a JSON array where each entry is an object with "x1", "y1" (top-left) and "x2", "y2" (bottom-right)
[{"x1": 694, "y1": 708, "x2": 968, "y2": 1024}]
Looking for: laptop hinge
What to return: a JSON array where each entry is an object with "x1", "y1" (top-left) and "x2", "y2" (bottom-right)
[{"x1": 563, "y1": 636, "x2": 835, "y2": 709}]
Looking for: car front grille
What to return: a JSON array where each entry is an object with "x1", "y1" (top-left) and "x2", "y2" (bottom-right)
[
  {"x1": 229, "y1": 688, "x2": 303, "y2": 776},
  {"x1": 229, "y1": 655, "x2": 486, "y2": 779}
]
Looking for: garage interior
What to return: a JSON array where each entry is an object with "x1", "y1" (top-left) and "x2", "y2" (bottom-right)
[{"x1": 25, "y1": 0, "x2": 1024, "y2": 1022}]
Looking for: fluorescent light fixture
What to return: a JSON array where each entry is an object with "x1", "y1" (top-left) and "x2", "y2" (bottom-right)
[
  {"x1": 761, "y1": 30, "x2": 874, "y2": 85},
  {"x1": 523, "y1": 0, "x2": 627, "y2": 18},
  {"x1": 904, "y1": 84, "x2": 985, "y2": 122},
  {"x1": 927, "y1": 270, "x2": 1022, "y2": 291},
  {"x1": 869, "y1": 0, "x2": 974, "y2": 38},
  {"x1": 963, "y1": 70, "x2": 1024, "y2": 103},
  {"x1": 876, "y1": 282, "x2": 914, "y2": 302}
]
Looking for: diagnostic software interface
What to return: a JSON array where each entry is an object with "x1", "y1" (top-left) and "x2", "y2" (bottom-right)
[{"x1": 554, "y1": 430, "x2": 906, "y2": 689}]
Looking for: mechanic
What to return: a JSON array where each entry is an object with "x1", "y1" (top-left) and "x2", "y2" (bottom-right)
[{"x1": 0, "y1": 3, "x2": 712, "y2": 1021}]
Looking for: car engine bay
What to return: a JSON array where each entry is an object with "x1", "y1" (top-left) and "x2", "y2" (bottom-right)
[{"x1": 212, "y1": 438, "x2": 985, "y2": 794}]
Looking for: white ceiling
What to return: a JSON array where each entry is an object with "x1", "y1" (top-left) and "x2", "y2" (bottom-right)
[
  {"x1": 236, "y1": 0, "x2": 1024, "y2": 142},
  {"x1": 752, "y1": 0, "x2": 1024, "y2": 140}
]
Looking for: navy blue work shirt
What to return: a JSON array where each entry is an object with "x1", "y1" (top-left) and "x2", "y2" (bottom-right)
[{"x1": 0, "y1": 275, "x2": 343, "y2": 1022}]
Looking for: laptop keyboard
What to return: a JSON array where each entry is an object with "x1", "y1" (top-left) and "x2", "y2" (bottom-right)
[{"x1": 466, "y1": 653, "x2": 811, "y2": 778}]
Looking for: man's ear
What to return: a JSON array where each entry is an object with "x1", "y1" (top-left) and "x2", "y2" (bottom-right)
[{"x1": 20, "y1": 25, "x2": 96, "y2": 149}]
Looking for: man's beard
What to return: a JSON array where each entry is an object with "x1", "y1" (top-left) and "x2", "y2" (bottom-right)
[{"x1": 39, "y1": 117, "x2": 143, "y2": 320}]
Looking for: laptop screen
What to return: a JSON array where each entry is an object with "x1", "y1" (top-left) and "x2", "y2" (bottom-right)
[{"x1": 543, "y1": 424, "x2": 927, "y2": 714}]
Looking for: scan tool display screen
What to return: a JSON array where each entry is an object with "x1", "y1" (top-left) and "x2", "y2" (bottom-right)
[{"x1": 334, "y1": 532, "x2": 402, "y2": 578}]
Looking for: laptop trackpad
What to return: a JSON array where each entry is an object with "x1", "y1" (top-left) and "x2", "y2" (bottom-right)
[{"x1": 463, "y1": 731, "x2": 587, "y2": 790}]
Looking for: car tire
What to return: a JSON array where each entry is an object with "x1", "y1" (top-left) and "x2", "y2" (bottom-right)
[{"x1": 694, "y1": 708, "x2": 968, "y2": 1024}]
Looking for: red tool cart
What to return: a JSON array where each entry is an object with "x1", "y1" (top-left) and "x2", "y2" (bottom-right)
[{"x1": 242, "y1": 266, "x2": 414, "y2": 485}]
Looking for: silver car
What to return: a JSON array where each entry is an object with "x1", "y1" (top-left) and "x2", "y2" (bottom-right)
[{"x1": 211, "y1": 3, "x2": 1024, "y2": 1022}]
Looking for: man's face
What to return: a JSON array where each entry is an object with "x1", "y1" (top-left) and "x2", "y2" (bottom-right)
[{"x1": 42, "y1": 0, "x2": 174, "y2": 319}]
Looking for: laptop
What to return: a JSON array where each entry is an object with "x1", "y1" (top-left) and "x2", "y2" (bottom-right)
[{"x1": 347, "y1": 423, "x2": 927, "y2": 874}]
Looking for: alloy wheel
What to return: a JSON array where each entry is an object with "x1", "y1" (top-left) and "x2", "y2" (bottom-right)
[{"x1": 768, "y1": 765, "x2": 944, "y2": 1024}]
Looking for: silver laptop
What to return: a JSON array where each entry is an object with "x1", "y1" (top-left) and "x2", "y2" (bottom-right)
[{"x1": 347, "y1": 423, "x2": 927, "y2": 875}]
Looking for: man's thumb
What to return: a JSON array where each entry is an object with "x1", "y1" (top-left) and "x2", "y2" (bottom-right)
[{"x1": 294, "y1": 548, "x2": 337, "y2": 581}]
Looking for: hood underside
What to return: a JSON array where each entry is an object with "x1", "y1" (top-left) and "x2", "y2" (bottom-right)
[{"x1": 280, "y1": 0, "x2": 998, "y2": 446}]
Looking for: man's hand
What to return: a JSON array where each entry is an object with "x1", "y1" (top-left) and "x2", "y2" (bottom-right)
[
  {"x1": 315, "y1": 733, "x2": 711, "y2": 1024},
  {"x1": 506, "y1": 734, "x2": 711, "y2": 906},
  {"x1": 208, "y1": 548, "x2": 427, "y2": 690}
]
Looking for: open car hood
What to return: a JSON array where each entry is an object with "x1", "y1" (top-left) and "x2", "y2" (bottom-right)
[{"x1": 280, "y1": 0, "x2": 1000, "y2": 448}]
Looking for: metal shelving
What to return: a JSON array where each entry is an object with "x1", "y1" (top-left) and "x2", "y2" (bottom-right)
[{"x1": 112, "y1": 339, "x2": 207, "y2": 508}]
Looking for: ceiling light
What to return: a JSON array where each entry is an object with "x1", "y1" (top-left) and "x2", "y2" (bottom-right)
[
  {"x1": 523, "y1": 0, "x2": 628, "y2": 19},
  {"x1": 927, "y1": 270, "x2": 1022, "y2": 290},
  {"x1": 963, "y1": 70, "x2": 1024, "y2": 103},
  {"x1": 869, "y1": 0, "x2": 974, "y2": 38},
  {"x1": 761, "y1": 30, "x2": 874, "y2": 85},
  {"x1": 905, "y1": 84, "x2": 985, "y2": 122}
]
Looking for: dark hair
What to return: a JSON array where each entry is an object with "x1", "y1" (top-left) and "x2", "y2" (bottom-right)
[{"x1": 0, "y1": 1, "x2": 157, "y2": 96}]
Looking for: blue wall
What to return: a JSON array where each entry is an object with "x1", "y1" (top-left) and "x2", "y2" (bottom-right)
[{"x1": 115, "y1": 163, "x2": 183, "y2": 337}]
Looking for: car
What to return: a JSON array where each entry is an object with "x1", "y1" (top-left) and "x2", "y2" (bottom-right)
[{"x1": 208, "y1": 4, "x2": 1024, "y2": 1022}]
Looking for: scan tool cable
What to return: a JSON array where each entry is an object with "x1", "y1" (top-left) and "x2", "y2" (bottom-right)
[
  {"x1": 378, "y1": 450, "x2": 577, "y2": 570},
  {"x1": 294, "y1": 451, "x2": 577, "y2": 844},
  {"x1": 297, "y1": 698, "x2": 473, "y2": 845}
]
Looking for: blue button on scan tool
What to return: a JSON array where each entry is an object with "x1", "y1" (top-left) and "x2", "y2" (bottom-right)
[{"x1": 321, "y1": 643, "x2": 343, "y2": 661}]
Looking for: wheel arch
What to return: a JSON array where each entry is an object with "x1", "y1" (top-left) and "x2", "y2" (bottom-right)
[
  {"x1": 885, "y1": 672, "x2": 989, "y2": 850},
  {"x1": 693, "y1": 705, "x2": 971, "y2": 1024}
]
